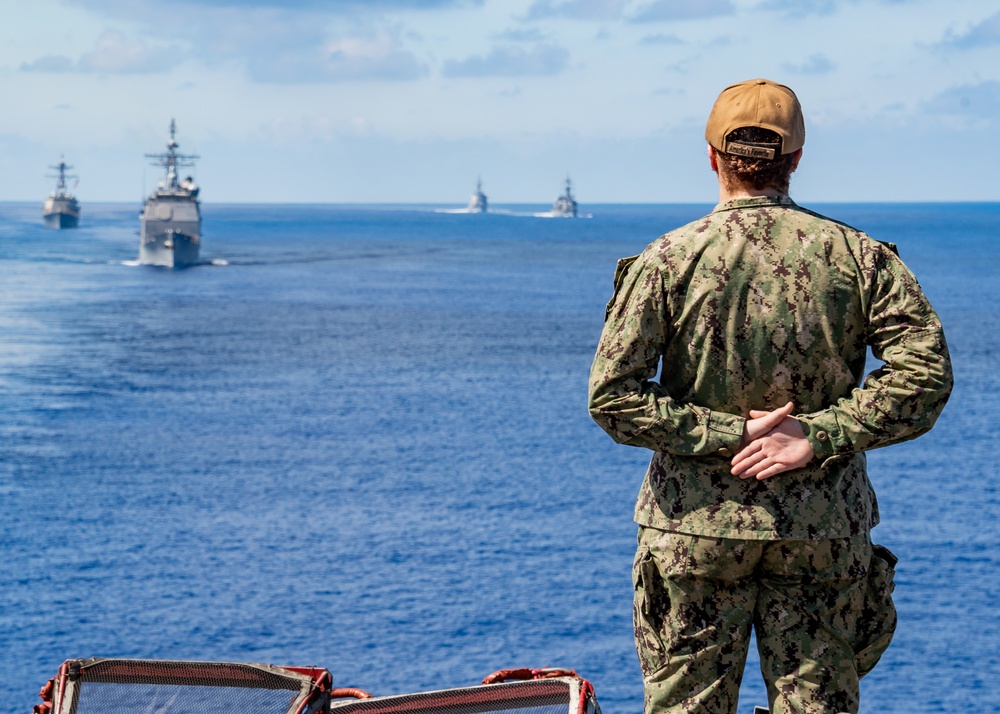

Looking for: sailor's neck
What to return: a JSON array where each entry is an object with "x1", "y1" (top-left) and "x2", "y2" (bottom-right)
[{"x1": 718, "y1": 186, "x2": 787, "y2": 202}]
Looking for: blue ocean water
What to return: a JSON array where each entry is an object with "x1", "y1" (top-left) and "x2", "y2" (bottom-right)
[{"x1": 0, "y1": 201, "x2": 996, "y2": 714}]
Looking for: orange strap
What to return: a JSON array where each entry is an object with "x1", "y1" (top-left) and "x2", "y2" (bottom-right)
[
  {"x1": 482, "y1": 667, "x2": 594, "y2": 714},
  {"x1": 482, "y1": 667, "x2": 578, "y2": 685},
  {"x1": 33, "y1": 676, "x2": 56, "y2": 714},
  {"x1": 330, "y1": 687, "x2": 374, "y2": 700}
]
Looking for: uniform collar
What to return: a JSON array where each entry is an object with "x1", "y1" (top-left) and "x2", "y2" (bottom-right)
[{"x1": 712, "y1": 195, "x2": 797, "y2": 213}]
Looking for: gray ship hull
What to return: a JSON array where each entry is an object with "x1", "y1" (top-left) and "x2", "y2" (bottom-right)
[
  {"x1": 42, "y1": 198, "x2": 80, "y2": 229},
  {"x1": 139, "y1": 195, "x2": 200, "y2": 268}
]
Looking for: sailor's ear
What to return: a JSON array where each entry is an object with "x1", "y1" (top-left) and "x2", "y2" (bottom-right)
[
  {"x1": 708, "y1": 144, "x2": 719, "y2": 173},
  {"x1": 789, "y1": 148, "x2": 803, "y2": 172}
]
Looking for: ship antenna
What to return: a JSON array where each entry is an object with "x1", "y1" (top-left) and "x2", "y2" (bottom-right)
[
  {"x1": 166, "y1": 118, "x2": 178, "y2": 187},
  {"x1": 47, "y1": 154, "x2": 77, "y2": 195},
  {"x1": 145, "y1": 118, "x2": 198, "y2": 190}
]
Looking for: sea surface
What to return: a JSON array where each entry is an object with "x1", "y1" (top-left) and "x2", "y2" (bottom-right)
[{"x1": 0, "y1": 201, "x2": 997, "y2": 714}]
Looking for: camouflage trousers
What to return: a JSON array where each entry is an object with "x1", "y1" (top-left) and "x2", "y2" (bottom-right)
[{"x1": 633, "y1": 527, "x2": 897, "y2": 714}]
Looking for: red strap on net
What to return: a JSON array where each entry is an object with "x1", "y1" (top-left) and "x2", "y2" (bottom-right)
[
  {"x1": 330, "y1": 687, "x2": 374, "y2": 700},
  {"x1": 481, "y1": 668, "x2": 595, "y2": 714},
  {"x1": 481, "y1": 667, "x2": 578, "y2": 685},
  {"x1": 33, "y1": 677, "x2": 56, "y2": 714}
]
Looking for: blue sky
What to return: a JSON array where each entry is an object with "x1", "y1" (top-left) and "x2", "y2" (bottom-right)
[{"x1": 2, "y1": 0, "x2": 998, "y2": 203}]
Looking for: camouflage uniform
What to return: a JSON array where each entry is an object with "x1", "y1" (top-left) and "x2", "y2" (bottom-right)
[{"x1": 589, "y1": 196, "x2": 952, "y2": 713}]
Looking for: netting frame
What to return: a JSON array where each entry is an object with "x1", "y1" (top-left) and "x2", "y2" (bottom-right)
[
  {"x1": 327, "y1": 675, "x2": 601, "y2": 714},
  {"x1": 39, "y1": 658, "x2": 332, "y2": 714}
]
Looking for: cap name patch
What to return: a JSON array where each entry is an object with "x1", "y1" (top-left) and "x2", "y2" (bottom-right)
[{"x1": 725, "y1": 141, "x2": 778, "y2": 160}]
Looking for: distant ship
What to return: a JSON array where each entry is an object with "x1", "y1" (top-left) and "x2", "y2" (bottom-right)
[
  {"x1": 139, "y1": 120, "x2": 201, "y2": 268},
  {"x1": 42, "y1": 158, "x2": 80, "y2": 229},
  {"x1": 467, "y1": 177, "x2": 488, "y2": 213},
  {"x1": 551, "y1": 176, "x2": 578, "y2": 218}
]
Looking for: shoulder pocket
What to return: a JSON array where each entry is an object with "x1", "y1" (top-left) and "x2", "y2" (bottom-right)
[
  {"x1": 605, "y1": 254, "x2": 640, "y2": 322},
  {"x1": 877, "y1": 240, "x2": 899, "y2": 257}
]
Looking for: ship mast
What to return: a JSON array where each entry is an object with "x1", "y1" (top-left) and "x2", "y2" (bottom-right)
[
  {"x1": 47, "y1": 157, "x2": 77, "y2": 197},
  {"x1": 145, "y1": 119, "x2": 199, "y2": 189}
]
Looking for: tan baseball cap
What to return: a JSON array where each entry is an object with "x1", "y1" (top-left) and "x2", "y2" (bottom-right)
[{"x1": 705, "y1": 78, "x2": 805, "y2": 160}]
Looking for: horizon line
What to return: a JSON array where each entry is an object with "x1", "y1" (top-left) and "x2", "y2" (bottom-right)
[{"x1": 5, "y1": 199, "x2": 1000, "y2": 207}]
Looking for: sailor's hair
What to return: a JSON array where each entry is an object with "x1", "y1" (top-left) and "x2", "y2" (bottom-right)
[{"x1": 716, "y1": 127, "x2": 798, "y2": 194}]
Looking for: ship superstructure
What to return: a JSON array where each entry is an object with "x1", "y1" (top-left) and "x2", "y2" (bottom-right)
[
  {"x1": 42, "y1": 158, "x2": 80, "y2": 229},
  {"x1": 139, "y1": 120, "x2": 201, "y2": 267},
  {"x1": 551, "y1": 176, "x2": 578, "y2": 218}
]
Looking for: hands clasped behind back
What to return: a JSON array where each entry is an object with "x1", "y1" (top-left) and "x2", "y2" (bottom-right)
[{"x1": 732, "y1": 402, "x2": 816, "y2": 480}]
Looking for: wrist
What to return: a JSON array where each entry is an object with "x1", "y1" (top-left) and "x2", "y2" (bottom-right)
[{"x1": 796, "y1": 417, "x2": 835, "y2": 459}]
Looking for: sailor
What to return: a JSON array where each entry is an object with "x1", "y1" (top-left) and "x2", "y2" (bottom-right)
[{"x1": 588, "y1": 79, "x2": 953, "y2": 714}]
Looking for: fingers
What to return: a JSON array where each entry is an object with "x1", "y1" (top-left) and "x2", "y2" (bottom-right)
[
  {"x1": 770, "y1": 401, "x2": 795, "y2": 421},
  {"x1": 752, "y1": 403, "x2": 791, "y2": 433},
  {"x1": 731, "y1": 419, "x2": 815, "y2": 479},
  {"x1": 742, "y1": 402, "x2": 795, "y2": 444},
  {"x1": 731, "y1": 441, "x2": 783, "y2": 478},
  {"x1": 748, "y1": 463, "x2": 787, "y2": 480},
  {"x1": 731, "y1": 445, "x2": 767, "y2": 477},
  {"x1": 731, "y1": 448, "x2": 786, "y2": 480},
  {"x1": 730, "y1": 438, "x2": 760, "y2": 469}
]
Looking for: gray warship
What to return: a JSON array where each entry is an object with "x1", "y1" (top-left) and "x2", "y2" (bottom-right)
[
  {"x1": 551, "y1": 176, "x2": 578, "y2": 217},
  {"x1": 139, "y1": 120, "x2": 201, "y2": 267},
  {"x1": 467, "y1": 176, "x2": 488, "y2": 213},
  {"x1": 42, "y1": 158, "x2": 80, "y2": 229}
]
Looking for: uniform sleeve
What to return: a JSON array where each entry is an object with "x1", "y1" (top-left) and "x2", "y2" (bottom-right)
[
  {"x1": 588, "y1": 254, "x2": 745, "y2": 456},
  {"x1": 796, "y1": 246, "x2": 953, "y2": 460}
]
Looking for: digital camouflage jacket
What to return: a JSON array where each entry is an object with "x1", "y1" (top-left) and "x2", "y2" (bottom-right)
[{"x1": 589, "y1": 196, "x2": 953, "y2": 539}]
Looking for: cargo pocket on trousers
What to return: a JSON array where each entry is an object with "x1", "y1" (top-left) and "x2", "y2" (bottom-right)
[
  {"x1": 854, "y1": 544, "x2": 898, "y2": 678},
  {"x1": 633, "y1": 545, "x2": 668, "y2": 677}
]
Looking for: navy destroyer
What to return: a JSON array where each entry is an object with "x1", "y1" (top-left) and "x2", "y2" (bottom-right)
[
  {"x1": 467, "y1": 176, "x2": 488, "y2": 213},
  {"x1": 42, "y1": 158, "x2": 80, "y2": 229},
  {"x1": 550, "y1": 176, "x2": 578, "y2": 217},
  {"x1": 139, "y1": 120, "x2": 201, "y2": 267}
]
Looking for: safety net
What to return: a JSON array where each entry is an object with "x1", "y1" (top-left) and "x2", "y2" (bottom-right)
[
  {"x1": 35, "y1": 658, "x2": 331, "y2": 714},
  {"x1": 328, "y1": 668, "x2": 600, "y2": 714},
  {"x1": 33, "y1": 661, "x2": 599, "y2": 714}
]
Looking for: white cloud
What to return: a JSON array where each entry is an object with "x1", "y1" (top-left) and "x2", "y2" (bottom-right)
[
  {"x1": 758, "y1": 0, "x2": 839, "y2": 17},
  {"x1": 759, "y1": 0, "x2": 920, "y2": 18},
  {"x1": 50, "y1": 1, "x2": 432, "y2": 84},
  {"x1": 938, "y1": 11, "x2": 1000, "y2": 49},
  {"x1": 781, "y1": 54, "x2": 835, "y2": 75},
  {"x1": 20, "y1": 30, "x2": 175, "y2": 74},
  {"x1": 524, "y1": 0, "x2": 630, "y2": 21},
  {"x1": 68, "y1": 0, "x2": 482, "y2": 13},
  {"x1": 627, "y1": 0, "x2": 735, "y2": 22},
  {"x1": 524, "y1": 0, "x2": 734, "y2": 22},
  {"x1": 639, "y1": 33, "x2": 684, "y2": 46},
  {"x1": 79, "y1": 30, "x2": 175, "y2": 73},
  {"x1": 494, "y1": 28, "x2": 550, "y2": 42},
  {"x1": 248, "y1": 31, "x2": 428, "y2": 83},
  {"x1": 442, "y1": 44, "x2": 570, "y2": 77},
  {"x1": 21, "y1": 55, "x2": 76, "y2": 73},
  {"x1": 922, "y1": 81, "x2": 1000, "y2": 122}
]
